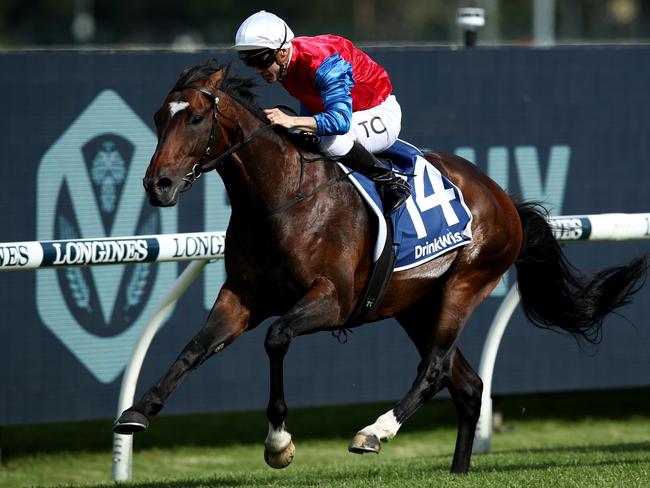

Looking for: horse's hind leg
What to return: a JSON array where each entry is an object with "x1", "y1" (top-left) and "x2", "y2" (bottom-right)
[
  {"x1": 349, "y1": 273, "x2": 499, "y2": 474},
  {"x1": 389, "y1": 312, "x2": 482, "y2": 473},
  {"x1": 348, "y1": 338, "x2": 455, "y2": 456},
  {"x1": 448, "y1": 349, "x2": 483, "y2": 473}
]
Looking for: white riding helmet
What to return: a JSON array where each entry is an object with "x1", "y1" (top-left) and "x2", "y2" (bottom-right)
[{"x1": 233, "y1": 11, "x2": 294, "y2": 51}]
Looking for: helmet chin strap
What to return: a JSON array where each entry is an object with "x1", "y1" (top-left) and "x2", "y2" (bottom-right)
[
  {"x1": 276, "y1": 23, "x2": 290, "y2": 81},
  {"x1": 277, "y1": 47, "x2": 291, "y2": 81}
]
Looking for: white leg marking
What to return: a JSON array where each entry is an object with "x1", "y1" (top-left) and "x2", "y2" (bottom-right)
[
  {"x1": 168, "y1": 101, "x2": 189, "y2": 118},
  {"x1": 265, "y1": 422, "x2": 292, "y2": 452},
  {"x1": 359, "y1": 410, "x2": 402, "y2": 441}
]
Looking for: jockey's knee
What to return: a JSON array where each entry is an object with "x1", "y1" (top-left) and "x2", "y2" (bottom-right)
[{"x1": 319, "y1": 133, "x2": 354, "y2": 157}]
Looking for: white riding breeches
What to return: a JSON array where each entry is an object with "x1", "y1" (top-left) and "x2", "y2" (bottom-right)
[{"x1": 318, "y1": 95, "x2": 402, "y2": 157}]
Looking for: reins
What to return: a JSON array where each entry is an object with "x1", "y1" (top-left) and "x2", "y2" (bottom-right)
[
  {"x1": 181, "y1": 86, "x2": 279, "y2": 187},
  {"x1": 268, "y1": 155, "x2": 351, "y2": 215},
  {"x1": 179, "y1": 85, "x2": 349, "y2": 214}
]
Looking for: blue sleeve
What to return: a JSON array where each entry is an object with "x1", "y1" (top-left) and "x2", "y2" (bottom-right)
[
  {"x1": 312, "y1": 54, "x2": 355, "y2": 136},
  {"x1": 299, "y1": 102, "x2": 312, "y2": 116}
]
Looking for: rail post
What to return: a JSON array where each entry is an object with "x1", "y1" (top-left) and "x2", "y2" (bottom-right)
[{"x1": 111, "y1": 259, "x2": 209, "y2": 481}]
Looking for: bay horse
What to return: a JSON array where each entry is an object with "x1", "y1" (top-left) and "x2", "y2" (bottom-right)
[{"x1": 114, "y1": 60, "x2": 646, "y2": 474}]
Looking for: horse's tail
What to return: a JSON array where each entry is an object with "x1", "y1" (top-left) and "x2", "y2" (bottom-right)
[{"x1": 513, "y1": 202, "x2": 647, "y2": 344}]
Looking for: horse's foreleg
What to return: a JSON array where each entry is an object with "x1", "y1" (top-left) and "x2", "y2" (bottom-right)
[
  {"x1": 263, "y1": 276, "x2": 341, "y2": 468},
  {"x1": 113, "y1": 285, "x2": 252, "y2": 434}
]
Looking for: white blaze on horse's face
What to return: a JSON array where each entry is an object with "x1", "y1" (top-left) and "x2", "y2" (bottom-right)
[{"x1": 168, "y1": 101, "x2": 190, "y2": 118}]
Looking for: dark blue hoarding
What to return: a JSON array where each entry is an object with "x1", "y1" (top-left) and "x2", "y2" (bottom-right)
[{"x1": 0, "y1": 47, "x2": 649, "y2": 425}]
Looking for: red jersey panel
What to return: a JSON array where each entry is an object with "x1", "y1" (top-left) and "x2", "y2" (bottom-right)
[{"x1": 281, "y1": 35, "x2": 392, "y2": 115}]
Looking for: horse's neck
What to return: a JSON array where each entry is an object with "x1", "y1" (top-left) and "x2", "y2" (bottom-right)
[{"x1": 218, "y1": 114, "x2": 302, "y2": 214}]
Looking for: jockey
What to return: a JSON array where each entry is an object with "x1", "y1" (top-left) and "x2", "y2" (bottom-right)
[{"x1": 232, "y1": 10, "x2": 411, "y2": 215}]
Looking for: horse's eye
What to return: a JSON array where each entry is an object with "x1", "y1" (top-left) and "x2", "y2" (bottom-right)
[{"x1": 191, "y1": 115, "x2": 203, "y2": 125}]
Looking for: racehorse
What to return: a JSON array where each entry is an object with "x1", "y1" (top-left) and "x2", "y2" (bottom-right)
[{"x1": 114, "y1": 59, "x2": 646, "y2": 474}]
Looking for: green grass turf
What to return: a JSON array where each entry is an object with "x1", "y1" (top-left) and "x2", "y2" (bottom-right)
[{"x1": 1, "y1": 388, "x2": 649, "y2": 487}]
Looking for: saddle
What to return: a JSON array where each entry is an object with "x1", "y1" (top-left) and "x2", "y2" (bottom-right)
[
  {"x1": 284, "y1": 130, "x2": 474, "y2": 327},
  {"x1": 285, "y1": 129, "x2": 321, "y2": 153}
]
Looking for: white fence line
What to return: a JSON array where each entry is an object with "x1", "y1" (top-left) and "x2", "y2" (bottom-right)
[
  {"x1": 548, "y1": 213, "x2": 650, "y2": 242},
  {"x1": 0, "y1": 231, "x2": 225, "y2": 271},
  {"x1": 0, "y1": 213, "x2": 648, "y2": 480}
]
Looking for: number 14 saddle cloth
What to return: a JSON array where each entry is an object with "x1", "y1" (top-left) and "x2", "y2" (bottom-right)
[{"x1": 338, "y1": 139, "x2": 473, "y2": 272}]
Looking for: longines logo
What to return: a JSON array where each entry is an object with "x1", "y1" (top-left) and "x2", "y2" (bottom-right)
[{"x1": 36, "y1": 89, "x2": 178, "y2": 384}]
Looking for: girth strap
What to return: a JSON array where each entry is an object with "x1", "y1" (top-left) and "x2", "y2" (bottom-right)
[{"x1": 344, "y1": 216, "x2": 397, "y2": 329}]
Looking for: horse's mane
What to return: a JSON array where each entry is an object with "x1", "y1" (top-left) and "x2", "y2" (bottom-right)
[{"x1": 173, "y1": 59, "x2": 266, "y2": 121}]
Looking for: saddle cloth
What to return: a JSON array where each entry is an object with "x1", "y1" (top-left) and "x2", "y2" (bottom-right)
[{"x1": 338, "y1": 139, "x2": 473, "y2": 271}]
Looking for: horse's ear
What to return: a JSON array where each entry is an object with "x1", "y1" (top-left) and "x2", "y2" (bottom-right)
[
  {"x1": 177, "y1": 66, "x2": 192, "y2": 80},
  {"x1": 205, "y1": 66, "x2": 229, "y2": 93}
]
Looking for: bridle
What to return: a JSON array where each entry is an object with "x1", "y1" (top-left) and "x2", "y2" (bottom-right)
[
  {"x1": 179, "y1": 86, "x2": 278, "y2": 187},
  {"x1": 174, "y1": 85, "x2": 348, "y2": 214}
]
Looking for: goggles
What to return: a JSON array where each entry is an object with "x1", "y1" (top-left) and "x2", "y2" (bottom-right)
[{"x1": 239, "y1": 49, "x2": 278, "y2": 69}]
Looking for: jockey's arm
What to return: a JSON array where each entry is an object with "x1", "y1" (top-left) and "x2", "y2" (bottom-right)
[
  {"x1": 312, "y1": 54, "x2": 354, "y2": 136},
  {"x1": 265, "y1": 54, "x2": 354, "y2": 135},
  {"x1": 263, "y1": 108, "x2": 317, "y2": 132}
]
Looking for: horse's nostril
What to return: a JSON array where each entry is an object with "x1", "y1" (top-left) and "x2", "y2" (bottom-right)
[{"x1": 155, "y1": 177, "x2": 173, "y2": 192}]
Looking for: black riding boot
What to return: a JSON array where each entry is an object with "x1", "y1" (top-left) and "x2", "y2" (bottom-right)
[{"x1": 339, "y1": 142, "x2": 411, "y2": 215}]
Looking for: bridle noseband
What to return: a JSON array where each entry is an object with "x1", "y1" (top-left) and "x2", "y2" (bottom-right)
[{"x1": 179, "y1": 86, "x2": 277, "y2": 187}]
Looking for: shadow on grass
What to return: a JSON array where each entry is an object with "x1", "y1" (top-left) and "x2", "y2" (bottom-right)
[
  {"x1": 47, "y1": 441, "x2": 650, "y2": 488},
  {"x1": 473, "y1": 441, "x2": 650, "y2": 474},
  {"x1": 48, "y1": 464, "x2": 437, "y2": 488},
  {"x1": 489, "y1": 440, "x2": 650, "y2": 457},
  {"x1": 1, "y1": 400, "x2": 458, "y2": 462},
  {"x1": 3, "y1": 388, "x2": 650, "y2": 463}
]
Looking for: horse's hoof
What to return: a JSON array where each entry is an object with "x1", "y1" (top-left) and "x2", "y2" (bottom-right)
[
  {"x1": 264, "y1": 440, "x2": 295, "y2": 469},
  {"x1": 348, "y1": 432, "x2": 381, "y2": 454},
  {"x1": 113, "y1": 410, "x2": 149, "y2": 435}
]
